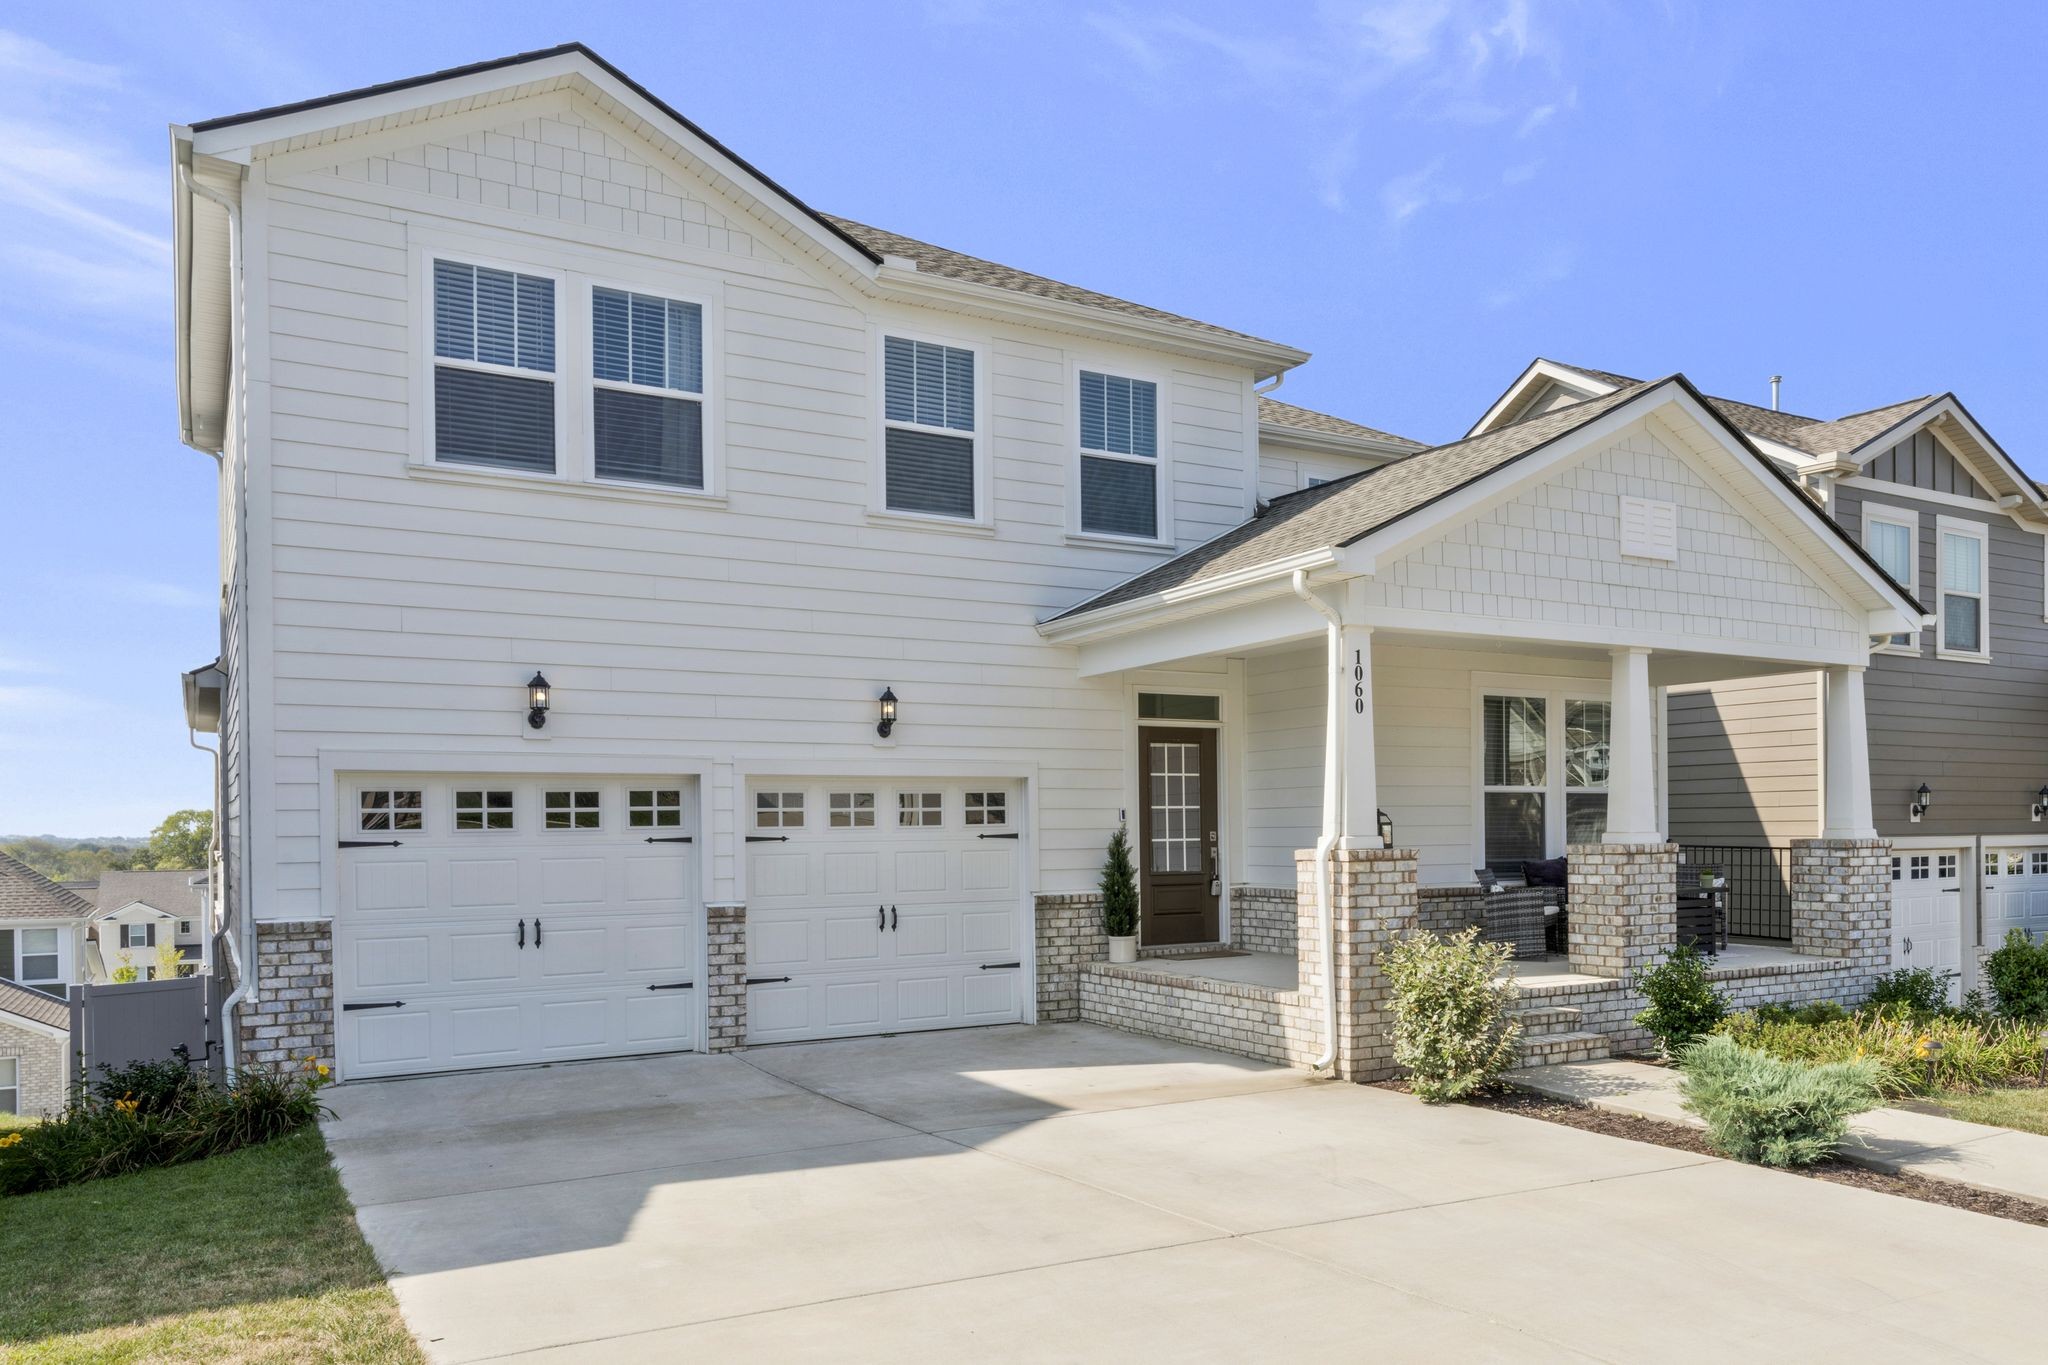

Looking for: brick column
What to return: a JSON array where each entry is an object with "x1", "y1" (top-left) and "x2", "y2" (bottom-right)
[
  {"x1": 1034, "y1": 892, "x2": 1106, "y2": 1023},
  {"x1": 705, "y1": 903, "x2": 748, "y2": 1052},
  {"x1": 244, "y1": 921, "x2": 335, "y2": 1069},
  {"x1": 1790, "y1": 838, "x2": 1890, "y2": 979},
  {"x1": 1295, "y1": 846, "x2": 1418, "y2": 1082},
  {"x1": 1568, "y1": 843, "x2": 1676, "y2": 979}
]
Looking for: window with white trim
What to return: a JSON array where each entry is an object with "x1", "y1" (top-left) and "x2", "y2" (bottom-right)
[
  {"x1": 592, "y1": 287, "x2": 705, "y2": 489},
  {"x1": 17, "y1": 927, "x2": 60, "y2": 986},
  {"x1": 1909, "y1": 855, "x2": 1930, "y2": 880},
  {"x1": 965, "y1": 791, "x2": 1007, "y2": 826},
  {"x1": 543, "y1": 790, "x2": 601, "y2": 830},
  {"x1": 359, "y1": 790, "x2": 423, "y2": 833},
  {"x1": 1937, "y1": 517, "x2": 1988, "y2": 656},
  {"x1": 755, "y1": 792, "x2": 804, "y2": 829},
  {"x1": 1078, "y1": 370, "x2": 1160, "y2": 540},
  {"x1": 2032, "y1": 850, "x2": 2048, "y2": 877},
  {"x1": 0, "y1": 1058, "x2": 17, "y2": 1115},
  {"x1": 628, "y1": 789, "x2": 683, "y2": 829},
  {"x1": 882, "y1": 336, "x2": 977, "y2": 519},
  {"x1": 455, "y1": 789, "x2": 516, "y2": 831},
  {"x1": 829, "y1": 792, "x2": 875, "y2": 828},
  {"x1": 431, "y1": 259, "x2": 557, "y2": 473},
  {"x1": 898, "y1": 791, "x2": 943, "y2": 827},
  {"x1": 1563, "y1": 700, "x2": 1611, "y2": 844},
  {"x1": 178, "y1": 920, "x2": 194, "y2": 936},
  {"x1": 1938, "y1": 853, "x2": 1958, "y2": 881},
  {"x1": 1861, "y1": 504, "x2": 1917, "y2": 649},
  {"x1": 1480, "y1": 695, "x2": 1547, "y2": 867}
]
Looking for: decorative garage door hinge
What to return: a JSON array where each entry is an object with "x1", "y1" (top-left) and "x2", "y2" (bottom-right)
[
  {"x1": 338, "y1": 839, "x2": 404, "y2": 848},
  {"x1": 342, "y1": 1000, "x2": 406, "y2": 1011},
  {"x1": 976, "y1": 832, "x2": 1020, "y2": 840},
  {"x1": 744, "y1": 835, "x2": 790, "y2": 843},
  {"x1": 644, "y1": 835, "x2": 694, "y2": 843},
  {"x1": 745, "y1": 975, "x2": 792, "y2": 985},
  {"x1": 978, "y1": 961, "x2": 1021, "y2": 970},
  {"x1": 646, "y1": 981, "x2": 695, "y2": 991}
]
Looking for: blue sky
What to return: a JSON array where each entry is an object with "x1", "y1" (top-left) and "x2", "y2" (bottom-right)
[{"x1": 2, "y1": 1, "x2": 2043, "y2": 835}]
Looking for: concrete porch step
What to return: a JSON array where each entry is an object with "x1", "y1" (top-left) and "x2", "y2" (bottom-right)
[
  {"x1": 1513, "y1": 1029, "x2": 1612, "y2": 1069},
  {"x1": 1512, "y1": 1005, "x2": 1584, "y2": 1038},
  {"x1": 1138, "y1": 943, "x2": 1239, "y2": 959}
]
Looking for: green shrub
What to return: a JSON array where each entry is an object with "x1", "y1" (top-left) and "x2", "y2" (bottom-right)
[
  {"x1": 1679, "y1": 1035, "x2": 1884, "y2": 1167},
  {"x1": 1985, "y1": 929, "x2": 2048, "y2": 1021},
  {"x1": 1632, "y1": 944, "x2": 1727, "y2": 1056},
  {"x1": 90, "y1": 1046, "x2": 205, "y2": 1117},
  {"x1": 1100, "y1": 825, "x2": 1138, "y2": 938},
  {"x1": 1717, "y1": 1005, "x2": 2041, "y2": 1097},
  {"x1": 0, "y1": 1057, "x2": 328, "y2": 1197},
  {"x1": 1866, "y1": 967, "x2": 1957, "y2": 1016},
  {"x1": 1382, "y1": 927, "x2": 1521, "y2": 1102}
]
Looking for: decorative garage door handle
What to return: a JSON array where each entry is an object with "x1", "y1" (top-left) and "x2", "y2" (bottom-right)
[
  {"x1": 1903, "y1": 937, "x2": 1913, "y2": 954},
  {"x1": 338, "y1": 839, "x2": 404, "y2": 848},
  {"x1": 878, "y1": 904, "x2": 885, "y2": 931},
  {"x1": 891, "y1": 904, "x2": 898, "y2": 931},
  {"x1": 533, "y1": 917, "x2": 543, "y2": 946},
  {"x1": 343, "y1": 1000, "x2": 406, "y2": 1011},
  {"x1": 518, "y1": 920, "x2": 525, "y2": 949}
]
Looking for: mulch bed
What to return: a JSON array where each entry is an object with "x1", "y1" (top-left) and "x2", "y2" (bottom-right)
[{"x1": 1373, "y1": 1080, "x2": 2048, "y2": 1229}]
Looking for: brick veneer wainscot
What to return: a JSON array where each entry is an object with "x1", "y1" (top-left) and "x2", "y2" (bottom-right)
[
  {"x1": 1297, "y1": 846, "x2": 1418, "y2": 1082},
  {"x1": 706, "y1": 903, "x2": 747, "y2": 1051},
  {"x1": 1790, "y1": 839, "x2": 1891, "y2": 973},
  {"x1": 1567, "y1": 842, "x2": 1676, "y2": 980},
  {"x1": 0, "y1": 1017, "x2": 67, "y2": 1118},
  {"x1": 244, "y1": 921, "x2": 334, "y2": 1068},
  {"x1": 1228, "y1": 886, "x2": 1298, "y2": 955},
  {"x1": 1035, "y1": 892, "x2": 1106, "y2": 1023}
]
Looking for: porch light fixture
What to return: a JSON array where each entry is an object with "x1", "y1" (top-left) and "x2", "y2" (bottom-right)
[
  {"x1": 876, "y1": 687, "x2": 898, "y2": 739},
  {"x1": 1377, "y1": 809, "x2": 1394, "y2": 849},
  {"x1": 526, "y1": 672, "x2": 551, "y2": 730},
  {"x1": 2032, "y1": 786, "x2": 2048, "y2": 823},
  {"x1": 1909, "y1": 783, "x2": 1932, "y2": 823}
]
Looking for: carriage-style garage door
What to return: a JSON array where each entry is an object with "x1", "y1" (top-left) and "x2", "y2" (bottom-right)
[
  {"x1": 745, "y1": 779, "x2": 1025, "y2": 1044},
  {"x1": 1890, "y1": 848, "x2": 1963, "y2": 1000},
  {"x1": 336, "y1": 775, "x2": 699, "y2": 1079},
  {"x1": 1983, "y1": 846, "x2": 2048, "y2": 947}
]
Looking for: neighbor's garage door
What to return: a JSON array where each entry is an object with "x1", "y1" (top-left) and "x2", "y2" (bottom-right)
[
  {"x1": 336, "y1": 776, "x2": 699, "y2": 1079},
  {"x1": 1891, "y1": 849, "x2": 1963, "y2": 997},
  {"x1": 1983, "y1": 846, "x2": 2048, "y2": 945},
  {"x1": 745, "y1": 779, "x2": 1024, "y2": 1044}
]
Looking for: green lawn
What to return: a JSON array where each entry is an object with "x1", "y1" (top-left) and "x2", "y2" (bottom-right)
[
  {"x1": 1939, "y1": 1086, "x2": 2048, "y2": 1138},
  {"x1": 0, "y1": 1127, "x2": 421, "y2": 1364}
]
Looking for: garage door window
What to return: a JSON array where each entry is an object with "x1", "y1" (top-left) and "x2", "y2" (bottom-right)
[
  {"x1": 628, "y1": 789, "x2": 683, "y2": 828},
  {"x1": 898, "y1": 792, "x2": 943, "y2": 827},
  {"x1": 544, "y1": 790, "x2": 601, "y2": 830},
  {"x1": 359, "y1": 790, "x2": 423, "y2": 832},
  {"x1": 0, "y1": 1058, "x2": 15, "y2": 1115},
  {"x1": 964, "y1": 792, "x2": 1007, "y2": 826},
  {"x1": 455, "y1": 789, "x2": 515, "y2": 831},
  {"x1": 756, "y1": 792, "x2": 804, "y2": 829},
  {"x1": 828, "y1": 792, "x2": 874, "y2": 828},
  {"x1": 1939, "y1": 854, "x2": 1958, "y2": 880}
]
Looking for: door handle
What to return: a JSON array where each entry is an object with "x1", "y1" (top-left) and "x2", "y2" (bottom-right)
[
  {"x1": 891, "y1": 904, "x2": 898, "y2": 931},
  {"x1": 533, "y1": 917, "x2": 543, "y2": 947},
  {"x1": 878, "y1": 904, "x2": 885, "y2": 931},
  {"x1": 518, "y1": 919, "x2": 525, "y2": 949},
  {"x1": 1904, "y1": 937, "x2": 1914, "y2": 954}
]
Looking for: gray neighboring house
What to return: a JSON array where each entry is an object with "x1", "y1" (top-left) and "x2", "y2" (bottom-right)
[
  {"x1": 83, "y1": 869, "x2": 212, "y2": 982},
  {"x1": 1475, "y1": 360, "x2": 2048, "y2": 996},
  {"x1": 0, "y1": 852, "x2": 90, "y2": 1116}
]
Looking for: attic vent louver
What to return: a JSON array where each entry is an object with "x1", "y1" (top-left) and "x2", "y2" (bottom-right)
[{"x1": 1619, "y1": 496, "x2": 1678, "y2": 561}]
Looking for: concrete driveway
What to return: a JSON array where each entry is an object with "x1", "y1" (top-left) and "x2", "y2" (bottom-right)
[{"x1": 324, "y1": 1024, "x2": 2048, "y2": 1363}]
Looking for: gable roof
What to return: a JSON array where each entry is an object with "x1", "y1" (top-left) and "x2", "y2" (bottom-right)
[
  {"x1": 92, "y1": 870, "x2": 208, "y2": 922},
  {"x1": 0, "y1": 852, "x2": 94, "y2": 923},
  {"x1": 1048, "y1": 375, "x2": 1922, "y2": 625},
  {"x1": 0, "y1": 978, "x2": 67, "y2": 1032},
  {"x1": 184, "y1": 43, "x2": 1297, "y2": 360},
  {"x1": 1258, "y1": 398, "x2": 1426, "y2": 452}
]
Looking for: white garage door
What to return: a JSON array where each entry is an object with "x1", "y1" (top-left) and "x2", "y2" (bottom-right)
[
  {"x1": 1890, "y1": 849, "x2": 1963, "y2": 997},
  {"x1": 336, "y1": 776, "x2": 700, "y2": 1079},
  {"x1": 745, "y1": 779, "x2": 1025, "y2": 1044},
  {"x1": 1984, "y1": 846, "x2": 2048, "y2": 945}
]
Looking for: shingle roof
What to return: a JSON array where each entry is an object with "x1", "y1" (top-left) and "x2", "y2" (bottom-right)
[
  {"x1": 1542, "y1": 361, "x2": 1931, "y2": 458},
  {"x1": 1258, "y1": 398, "x2": 1426, "y2": 451},
  {"x1": 0, "y1": 978, "x2": 69, "y2": 1030},
  {"x1": 1050, "y1": 380, "x2": 1657, "y2": 621},
  {"x1": 93, "y1": 870, "x2": 208, "y2": 922},
  {"x1": 0, "y1": 852, "x2": 94, "y2": 922},
  {"x1": 824, "y1": 216, "x2": 1290, "y2": 350}
]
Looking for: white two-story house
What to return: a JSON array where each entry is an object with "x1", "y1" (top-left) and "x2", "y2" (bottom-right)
[{"x1": 174, "y1": 45, "x2": 1923, "y2": 1083}]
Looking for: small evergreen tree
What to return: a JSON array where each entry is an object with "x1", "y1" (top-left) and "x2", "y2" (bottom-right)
[{"x1": 1101, "y1": 825, "x2": 1139, "y2": 938}]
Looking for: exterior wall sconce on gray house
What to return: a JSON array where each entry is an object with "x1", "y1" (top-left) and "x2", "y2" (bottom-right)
[
  {"x1": 527, "y1": 672, "x2": 552, "y2": 730},
  {"x1": 1909, "y1": 782, "x2": 1933, "y2": 823},
  {"x1": 2032, "y1": 785, "x2": 2048, "y2": 823}
]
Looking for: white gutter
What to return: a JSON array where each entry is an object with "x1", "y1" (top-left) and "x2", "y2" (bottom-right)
[
  {"x1": 1292, "y1": 569, "x2": 1342, "y2": 1073},
  {"x1": 218, "y1": 927, "x2": 250, "y2": 1077},
  {"x1": 187, "y1": 727, "x2": 222, "y2": 973}
]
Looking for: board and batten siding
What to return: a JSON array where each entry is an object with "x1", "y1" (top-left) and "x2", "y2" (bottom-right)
[
  {"x1": 239, "y1": 95, "x2": 1259, "y2": 920},
  {"x1": 1664, "y1": 675, "x2": 1821, "y2": 845}
]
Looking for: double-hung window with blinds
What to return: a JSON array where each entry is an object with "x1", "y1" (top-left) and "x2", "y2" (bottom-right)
[
  {"x1": 883, "y1": 336, "x2": 976, "y2": 519},
  {"x1": 1079, "y1": 371, "x2": 1160, "y2": 539},
  {"x1": 432, "y1": 260, "x2": 557, "y2": 472},
  {"x1": 592, "y1": 287, "x2": 706, "y2": 489},
  {"x1": 1863, "y1": 511, "x2": 1916, "y2": 647},
  {"x1": 1939, "y1": 521, "x2": 1987, "y2": 655}
]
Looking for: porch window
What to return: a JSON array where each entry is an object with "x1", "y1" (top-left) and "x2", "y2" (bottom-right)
[
  {"x1": 1564, "y1": 700, "x2": 1611, "y2": 844},
  {"x1": 1480, "y1": 696, "x2": 1547, "y2": 866},
  {"x1": 1937, "y1": 518, "x2": 1987, "y2": 657}
]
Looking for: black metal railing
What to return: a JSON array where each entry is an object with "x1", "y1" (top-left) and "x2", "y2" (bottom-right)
[{"x1": 1677, "y1": 844, "x2": 1793, "y2": 941}]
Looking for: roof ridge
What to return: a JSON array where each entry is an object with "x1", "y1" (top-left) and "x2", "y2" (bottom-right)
[
  {"x1": 0, "y1": 849, "x2": 95, "y2": 917},
  {"x1": 1816, "y1": 393, "x2": 1937, "y2": 424}
]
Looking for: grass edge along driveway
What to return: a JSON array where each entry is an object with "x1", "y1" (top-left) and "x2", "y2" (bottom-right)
[{"x1": 0, "y1": 1124, "x2": 421, "y2": 1364}]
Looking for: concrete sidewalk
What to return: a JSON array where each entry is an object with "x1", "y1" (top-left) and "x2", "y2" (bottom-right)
[{"x1": 1518, "y1": 1057, "x2": 2048, "y2": 1204}]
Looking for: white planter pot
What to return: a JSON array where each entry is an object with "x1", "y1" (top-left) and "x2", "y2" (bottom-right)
[{"x1": 1107, "y1": 935, "x2": 1138, "y2": 964}]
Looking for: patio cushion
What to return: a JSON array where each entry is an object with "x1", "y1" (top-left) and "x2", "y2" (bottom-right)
[{"x1": 1522, "y1": 857, "x2": 1567, "y2": 888}]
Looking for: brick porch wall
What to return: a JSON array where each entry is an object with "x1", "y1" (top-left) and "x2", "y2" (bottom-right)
[
  {"x1": 1790, "y1": 839, "x2": 1891, "y2": 975},
  {"x1": 1228, "y1": 886, "x2": 1297, "y2": 955},
  {"x1": 243, "y1": 921, "x2": 334, "y2": 1069},
  {"x1": 1035, "y1": 892, "x2": 1106, "y2": 1023},
  {"x1": 1567, "y1": 843, "x2": 1677, "y2": 979},
  {"x1": 0, "y1": 1018, "x2": 67, "y2": 1118},
  {"x1": 1297, "y1": 846, "x2": 1418, "y2": 1082}
]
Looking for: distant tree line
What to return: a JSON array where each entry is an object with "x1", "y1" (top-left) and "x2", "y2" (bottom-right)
[{"x1": 2, "y1": 810, "x2": 212, "y2": 882}]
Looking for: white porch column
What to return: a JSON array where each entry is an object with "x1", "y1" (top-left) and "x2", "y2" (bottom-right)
[
  {"x1": 1821, "y1": 664, "x2": 1878, "y2": 840},
  {"x1": 1336, "y1": 623, "x2": 1380, "y2": 848},
  {"x1": 1604, "y1": 646, "x2": 1660, "y2": 844}
]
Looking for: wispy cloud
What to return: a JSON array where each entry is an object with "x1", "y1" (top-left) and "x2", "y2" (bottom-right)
[
  {"x1": 1380, "y1": 158, "x2": 1458, "y2": 223},
  {"x1": 77, "y1": 575, "x2": 213, "y2": 611},
  {"x1": 1482, "y1": 241, "x2": 1577, "y2": 309}
]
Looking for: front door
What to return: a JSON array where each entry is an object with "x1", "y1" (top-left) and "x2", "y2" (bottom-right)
[{"x1": 1139, "y1": 727, "x2": 1219, "y2": 945}]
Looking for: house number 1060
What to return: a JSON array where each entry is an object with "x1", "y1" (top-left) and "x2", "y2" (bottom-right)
[{"x1": 1351, "y1": 650, "x2": 1366, "y2": 715}]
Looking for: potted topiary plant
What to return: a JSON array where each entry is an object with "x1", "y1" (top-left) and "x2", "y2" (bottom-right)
[{"x1": 1101, "y1": 824, "x2": 1139, "y2": 963}]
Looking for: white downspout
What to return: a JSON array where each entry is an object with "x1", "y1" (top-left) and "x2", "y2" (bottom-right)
[{"x1": 1293, "y1": 569, "x2": 1343, "y2": 1073}]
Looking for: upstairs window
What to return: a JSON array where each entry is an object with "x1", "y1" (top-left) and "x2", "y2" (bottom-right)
[
  {"x1": 883, "y1": 336, "x2": 977, "y2": 520},
  {"x1": 1078, "y1": 371, "x2": 1160, "y2": 540},
  {"x1": 1937, "y1": 518, "x2": 1988, "y2": 657},
  {"x1": 17, "y1": 927, "x2": 60, "y2": 986},
  {"x1": 432, "y1": 259, "x2": 557, "y2": 473},
  {"x1": 592, "y1": 287, "x2": 706, "y2": 489},
  {"x1": 1862, "y1": 506, "x2": 1917, "y2": 649}
]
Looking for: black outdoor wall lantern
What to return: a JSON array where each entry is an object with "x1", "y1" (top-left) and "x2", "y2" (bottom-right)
[
  {"x1": 2032, "y1": 785, "x2": 2048, "y2": 823},
  {"x1": 1909, "y1": 782, "x2": 1932, "y2": 823},
  {"x1": 1378, "y1": 809, "x2": 1394, "y2": 849},
  {"x1": 527, "y1": 672, "x2": 552, "y2": 730},
  {"x1": 877, "y1": 687, "x2": 898, "y2": 739}
]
